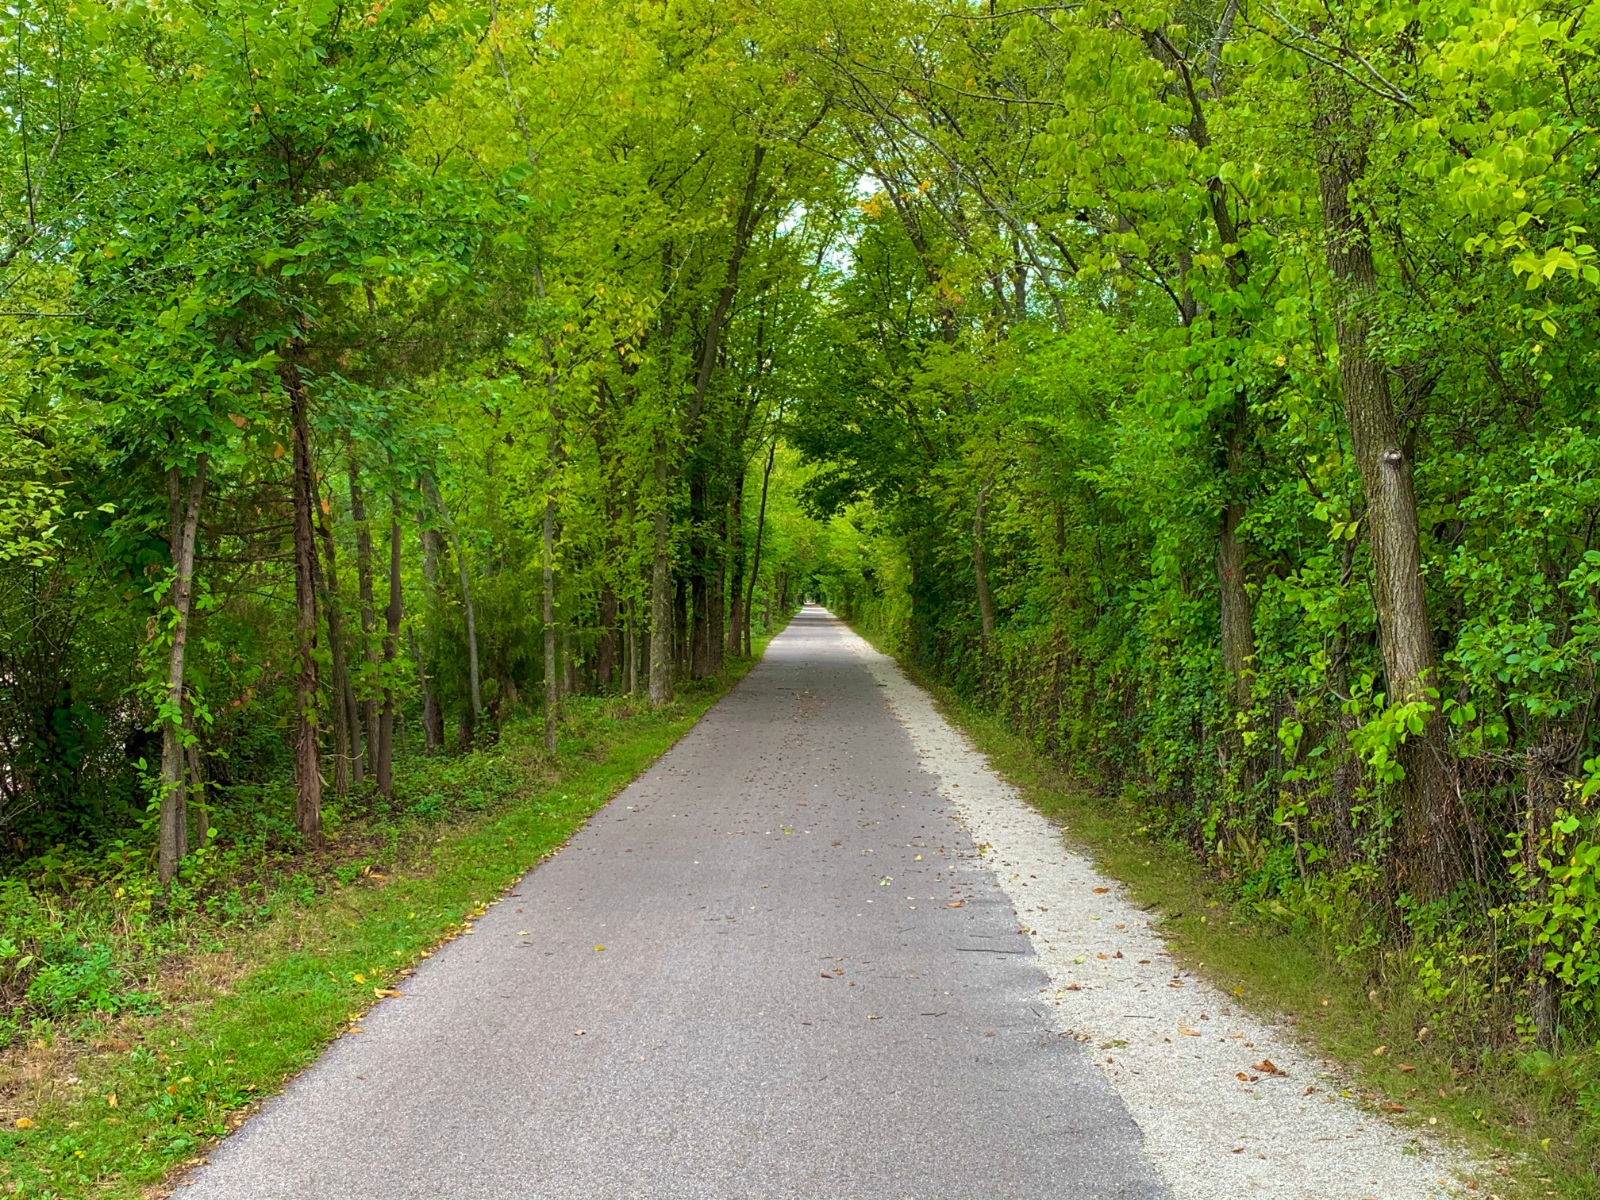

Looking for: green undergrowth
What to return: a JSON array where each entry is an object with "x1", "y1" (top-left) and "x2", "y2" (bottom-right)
[
  {"x1": 0, "y1": 635, "x2": 774, "y2": 1200},
  {"x1": 857, "y1": 629, "x2": 1595, "y2": 1200}
]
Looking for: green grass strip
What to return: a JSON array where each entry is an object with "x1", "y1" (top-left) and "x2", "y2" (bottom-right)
[{"x1": 1, "y1": 643, "x2": 771, "y2": 1200}]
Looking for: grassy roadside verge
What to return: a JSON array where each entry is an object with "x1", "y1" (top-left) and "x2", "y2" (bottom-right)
[
  {"x1": 850, "y1": 625, "x2": 1591, "y2": 1200},
  {"x1": 0, "y1": 633, "x2": 776, "y2": 1200}
]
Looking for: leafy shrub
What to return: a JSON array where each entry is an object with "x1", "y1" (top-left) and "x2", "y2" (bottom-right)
[{"x1": 25, "y1": 944, "x2": 159, "y2": 1017}]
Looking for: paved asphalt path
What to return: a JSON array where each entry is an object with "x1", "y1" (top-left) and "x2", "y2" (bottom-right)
[{"x1": 185, "y1": 608, "x2": 1169, "y2": 1199}]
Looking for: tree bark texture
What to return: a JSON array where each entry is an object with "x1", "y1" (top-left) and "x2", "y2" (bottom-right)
[
  {"x1": 648, "y1": 437, "x2": 674, "y2": 707},
  {"x1": 726, "y1": 470, "x2": 745, "y2": 658},
  {"x1": 158, "y1": 456, "x2": 206, "y2": 885},
  {"x1": 1312, "y1": 71, "x2": 1460, "y2": 899},
  {"x1": 543, "y1": 490, "x2": 560, "y2": 754},
  {"x1": 417, "y1": 514, "x2": 445, "y2": 754},
  {"x1": 376, "y1": 499, "x2": 402, "y2": 797},
  {"x1": 314, "y1": 490, "x2": 357, "y2": 798},
  {"x1": 283, "y1": 360, "x2": 322, "y2": 845},
  {"x1": 745, "y1": 435, "x2": 777, "y2": 656},
  {"x1": 350, "y1": 464, "x2": 378, "y2": 784}
]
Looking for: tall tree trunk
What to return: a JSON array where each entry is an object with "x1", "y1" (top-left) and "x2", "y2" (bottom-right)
[
  {"x1": 689, "y1": 467, "x2": 713, "y2": 679},
  {"x1": 457, "y1": 528, "x2": 482, "y2": 733},
  {"x1": 407, "y1": 625, "x2": 439, "y2": 756},
  {"x1": 283, "y1": 361, "x2": 322, "y2": 845},
  {"x1": 1313, "y1": 71, "x2": 1459, "y2": 899},
  {"x1": 675, "y1": 576, "x2": 690, "y2": 675},
  {"x1": 422, "y1": 473, "x2": 481, "y2": 734},
  {"x1": 315, "y1": 490, "x2": 357, "y2": 798},
  {"x1": 745, "y1": 435, "x2": 777, "y2": 656},
  {"x1": 597, "y1": 585, "x2": 618, "y2": 686},
  {"x1": 1217, "y1": 399, "x2": 1256, "y2": 714},
  {"x1": 648, "y1": 432, "x2": 675, "y2": 707},
  {"x1": 417, "y1": 513, "x2": 445, "y2": 754},
  {"x1": 375, "y1": 497, "x2": 401, "y2": 796},
  {"x1": 973, "y1": 477, "x2": 996, "y2": 645},
  {"x1": 184, "y1": 716, "x2": 208, "y2": 852},
  {"x1": 726, "y1": 470, "x2": 746, "y2": 657},
  {"x1": 543, "y1": 489, "x2": 559, "y2": 753},
  {"x1": 350, "y1": 463, "x2": 378, "y2": 784},
  {"x1": 158, "y1": 457, "x2": 207, "y2": 885},
  {"x1": 625, "y1": 596, "x2": 639, "y2": 695},
  {"x1": 710, "y1": 549, "x2": 726, "y2": 674}
]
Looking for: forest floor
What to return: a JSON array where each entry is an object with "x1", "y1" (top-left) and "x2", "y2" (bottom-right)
[
  {"x1": 0, "y1": 643, "x2": 773, "y2": 1200},
  {"x1": 851, "y1": 630, "x2": 1592, "y2": 1200}
]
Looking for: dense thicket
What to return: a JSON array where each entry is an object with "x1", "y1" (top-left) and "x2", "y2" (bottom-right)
[
  {"x1": 3, "y1": 0, "x2": 1599, "y2": 1130},
  {"x1": 789, "y1": 0, "x2": 1600, "y2": 1102},
  {"x1": 0, "y1": 0, "x2": 831, "y2": 871}
]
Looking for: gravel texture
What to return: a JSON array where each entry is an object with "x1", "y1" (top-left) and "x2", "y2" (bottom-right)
[{"x1": 839, "y1": 618, "x2": 1474, "y2": 1200}]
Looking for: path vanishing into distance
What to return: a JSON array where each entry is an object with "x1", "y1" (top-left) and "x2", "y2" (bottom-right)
[{"x1": 184, "y1": 609, "x2": 1469, "y2": 1200}]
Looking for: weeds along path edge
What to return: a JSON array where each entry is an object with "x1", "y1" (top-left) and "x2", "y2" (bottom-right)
[{"x1": 0, "y1": 630, "x2": 782, "y2": 1200}]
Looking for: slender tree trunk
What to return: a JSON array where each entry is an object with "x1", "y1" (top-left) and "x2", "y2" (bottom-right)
[
  {"x1": 597, "y1": 586, "x2": 618, "y2": 686},
  {"x1": 376, "y1": 497, "x2": 401, "y2": 796},
  {"x1": 457, "y1": 530, "x2": 482, "y2": 732},
  {"x1": 729, "y1": 476, "x2": 745, "y2": 662},
  {"x1": 543, "y1": 489, "x2": 559, "y2": 753},
  {"x1": 350, "y1": 463, "x2": 378, "y2": 784},
  {"x1": 1313, "y1": 71, "x2": 1459, "y2": 899},
  {"x1": 184, "y1": 721, "x2": 208, "y2": 852},
  {"x1": 283, "y1": 361, "x2": 322, "y2": 845},
  {"x1": 726, "y1": 470, "x2": 745, "y2": 658},
  {"x1": 709, "y1": 520, "x2": 726, "y2": 675},
  {"x1": 649, "y1": 432, "x2": 675, "y2": 707},
  {"x1": 417, "y1": 514, "x2": 445, "y2": 754},
  {"x1": 1325, "y1": 537, "x2": 1361, "y2": 866},
  {"x1": 158, "y1": 457, "x2": 207, "y2": 885},
  {"x1": 689, "y1": 467, "x2": 713, "y2": 679},
  {"x1": 625, "y1": 597, "x2": 639, "y2": 696},
  {"x1": 973, "y1": 477, "x2": 996, "y2": 645},
  {"x1": 315, "y1": 492, "x2": 356, "y2": 798},
  {"x1": 1216, "y1": 514, "x2": 1253, "y2": 703},
  {"x1": 422, "y1": 473, "x2": 481, "y2": 733},
  {"x1": 745, "y1": 435, "x2": 776, "y2": 656},
  {"x1": 407, "y1": 625, "x2": 438, "y2": 755},
  {"x1": 1217, "y1": 400, "x2": 1256, "y2": 713},
  {"x1": 675, "y1": 576, "x2": 690, "y2": 676}
]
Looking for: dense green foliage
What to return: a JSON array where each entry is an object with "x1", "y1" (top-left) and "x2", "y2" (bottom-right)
[
  {"x1": 790, "y1": 0, "x2": 1600, "y2": 1137},
  {"x1": 3, "y1": 0, "x2": 1600, "y2": 1167}
]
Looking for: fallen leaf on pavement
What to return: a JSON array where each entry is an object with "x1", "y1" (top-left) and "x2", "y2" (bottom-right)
[{"x1": 1252, "y1": 1059, "x2": 1285, "y2": 1076}]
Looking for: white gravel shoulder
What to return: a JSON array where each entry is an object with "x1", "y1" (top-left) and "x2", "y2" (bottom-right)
[{"x1": 838, "y1": 622, "x2": 1475, "y2": 1200}]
